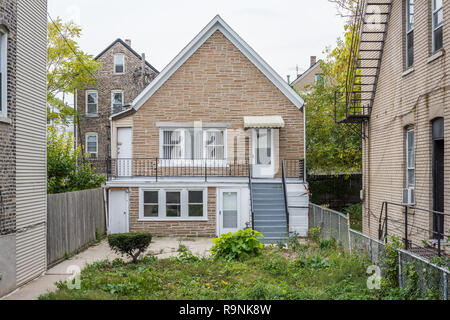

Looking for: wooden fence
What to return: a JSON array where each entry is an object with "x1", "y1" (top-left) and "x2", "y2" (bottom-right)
[{"x1": 47, "y1": 188, "x2": 106, "y2": 266}]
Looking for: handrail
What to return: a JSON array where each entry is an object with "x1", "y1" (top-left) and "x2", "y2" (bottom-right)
[
  {"x1": 248, "y1": 162, "x2": 255, "y2": 230},
  {"x1": 281, "y1": 160, "x2": 290, "y2": 235}
]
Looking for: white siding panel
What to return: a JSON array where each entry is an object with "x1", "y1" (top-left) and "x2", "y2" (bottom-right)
[
  {"x1": 15, "y1": 0, "x2": 48, "y2": 286},
  {"x1": 287, "y1": 184, "x2": 309, "y2": 237}
]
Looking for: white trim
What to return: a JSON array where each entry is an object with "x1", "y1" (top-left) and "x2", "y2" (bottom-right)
[
  {"x1": 139, "y1": 187, "x2": 208, "y2": 221},
  {"x1": 85, "y1": 90, "x2": 98, "y2": 115},
  {"x1": 217, "y1": 188, "x2": 241, "y2": 235},
  {"x1": 131, "y1": 15, "x2": 304, "y2": 111},
  {"x1": 86, "y1": 132, "x2": 99, "y2": 157},
  {"x1": 114, "y1": 53, "x2": 125, "y2": 74},
  {"x1": 0, "y1": 27, "x2": 8, "y2": 118},
  {"x1": 405, "y1": 0, "x2": 414, "y2": 68}
]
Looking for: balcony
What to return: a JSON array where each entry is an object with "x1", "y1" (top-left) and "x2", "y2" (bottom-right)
[{"x1": 88, "y1": 158, "x2": 305, "y2": 182}]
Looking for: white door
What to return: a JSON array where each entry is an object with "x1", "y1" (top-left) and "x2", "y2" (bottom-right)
[
  {"x1": 252, "y1": 128, "x2": 274, "y2": 178},
  {"x1": 109, "y1": 189, "x2": 129, "y2": 234},
  {"x1": 117, "y1": 128, "x2": 132, "y2": 177},
  {"x1": 218, "y1": 189, "x2": 240, "y2": 235}
]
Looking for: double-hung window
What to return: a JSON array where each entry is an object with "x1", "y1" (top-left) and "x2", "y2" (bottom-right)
[
  {"x1": 0, "y1": 27, "x2": 8, "y2": 119},
  {"x1": 166, "y1": 191, "x2": 181, "y2": 217},
  {"x1": 143, "y1": 191, "x2": 159, "y2": 218},
  {"x1": 406, "y1": 0, "x2": 414, "y2": 68},
  {"x1": 86, "y1": 91, "x2": 98, "y2": 115},
  {"x1": 86, "y1": 133, "x2": 98, "y2": 158},
  {"x1": 432, "y1": 0, "x2": 443, "y2": 53},
  {"x1": 111, "y1": 90, "x2": 124, "y2": 112},
  {"x1": 162, "y1": 130, "x2": 183, "y2": 159},
  {"x1": 188, "y1": 191, "x2": 204, "y2": 217},
  {"x1": 114, "y1": 54, "x2": 125, "y2": 74},
  {"x1": 406, "y1": 128, "x2": 415, "y2": 188},
  {"x1": 204, "y1": 129, "x2": 225, "y2": 160}
]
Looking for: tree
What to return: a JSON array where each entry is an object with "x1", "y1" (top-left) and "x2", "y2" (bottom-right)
[
  {"x1": 47, "y1": 124, "x2": 105, "y2": 194},
  {"x1": 300, "y1": 25, "x2": 362, "y2": 175},
  {"x1": 47, "y1": 18, "x2": 100, "y2": 124}
]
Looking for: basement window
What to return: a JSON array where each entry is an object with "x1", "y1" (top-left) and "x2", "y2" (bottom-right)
[
  {"x1": 0, "y1": 27, "x2": 8, "y2": 119},
  {"x1": 189, "y1": 191, "x2": 204, "y2": 217},
  {"x1": 143, "y1": 191, "x2": 159, "y2": 217},
  {"x1": 432, "y1": 0, "x2": 443, "y2": 53}
]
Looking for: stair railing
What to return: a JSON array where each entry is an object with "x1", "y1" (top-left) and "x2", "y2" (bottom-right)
[
  {"x1": 281, "y1": 160, "x2": 290, "y2": 236},
  {"x1": 248, "y1": 162, "x2": 255, "y2": 230}
]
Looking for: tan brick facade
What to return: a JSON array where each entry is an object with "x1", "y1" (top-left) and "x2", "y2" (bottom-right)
[
  {"x1": 76, "y1": 40, "x2": 158, "y2": 159},
  {"x1": 128, "y1": 187, "x2": 217, "y2": 237},
  {"x1": 130, "y1": 31, "x2": 304, "y2": 173},
  {"x1": 362, "y1": 0, "x2": 450, "y2": 248}
]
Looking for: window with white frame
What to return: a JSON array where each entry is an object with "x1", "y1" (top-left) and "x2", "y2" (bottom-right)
[
  {"x1": 143, "y1": 191, "x2": 159, "y2": 217},
  {"x1": 406, "y1": 0, "x2": 414, "y2": 68},
  {"x1": 432, "y1": 0, "x2": 443, "y2": 53},
  {"x1": 140, "y1": 189, "x2": 207, "y2": 220},
  {"x1": 86, "y1": 133, "x2": 98, "y2": 158},
  {"x1": 114, "y1": 54, "x2": 125, "y2": 74},
  {"x1": 0, "y1": 27, "x2": 8, "y2": 118},
  {"x1": 160, "y1": 128, "x2": 226, "y2": 160},
  {"x1": 111, "y1": 91, "x2": 124, "y2": 111},
  {"x1": 86, "y1": 91, "x2": 98, "y2": 115},
  {"x1": 189, "y1": 191, "x2": 204, "y2": 217},
  {"x1": 406, "y1": 128, "x2": 415, "y2": 188}
]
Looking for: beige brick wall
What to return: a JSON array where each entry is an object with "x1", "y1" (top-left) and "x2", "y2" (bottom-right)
[
  {"x1": 131, "y1": 31, "x2": 304, "y2": 175},
  {"x1": 363, "y1": 0, "x2": 450, "y2": 247},
  {"x1": 292, "y1": 64, "x2": 323, "y2": 93},
  {"x1": 129, "y1": 187, "x2": 217, "y2": 237}
]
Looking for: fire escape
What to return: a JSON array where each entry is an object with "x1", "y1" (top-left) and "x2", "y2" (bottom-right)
[{"x1": 334, "y1": 0, "x2": 392, "y2": 139}]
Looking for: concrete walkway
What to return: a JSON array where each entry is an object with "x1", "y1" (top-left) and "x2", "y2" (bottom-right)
[{"x1": 2, "y1": 237, "x2": 213, "y2": 300}]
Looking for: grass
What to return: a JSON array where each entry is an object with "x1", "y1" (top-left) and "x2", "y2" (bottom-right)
[{"x1": 40, "y1": 238, "x2": 401, "y2": 300}]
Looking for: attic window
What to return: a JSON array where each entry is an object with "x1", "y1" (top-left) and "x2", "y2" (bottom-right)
[{"x1": 114, "y1": 54, "x2": 125, "y2": 74}]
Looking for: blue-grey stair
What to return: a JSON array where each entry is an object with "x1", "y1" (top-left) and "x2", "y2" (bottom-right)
[{"x1": 251, "y1": 183, "x2": 288, "y2": 244}]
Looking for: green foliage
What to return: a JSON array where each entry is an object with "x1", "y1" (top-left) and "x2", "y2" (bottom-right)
[
  {"x1": 381, "y1": 236, "x2": 404, "y2": 291},
  {"x1": 47, "y1": 18, "x2": 100, "y2": 124},
  {"x1": 343, "y1": 203, "x2": 363, "y2": 232},
  {"x1": 210, "y1": 229, "x2": 263, "y2": 261},
  {"x1": 177, "y1": 246, "x2": 200, "y2": 263},
  {"x1": 318, "y1": 237, "x2": 337, "y2": 250},
  {"x1": 47, "y1": 124, "x2": 105, "y2": 194},
  {"x1": 107, "y1": 232, "x2": 152, "y2": 264},
  {"x1": 299, "y1": 25, "x2": 361, "y2": 174},
  {"x1": 308, "y1": 226, "x2": 322, "y2": 243},
  {"x1": 287, "y1": 233, "x2": 303, "y2": 252}
]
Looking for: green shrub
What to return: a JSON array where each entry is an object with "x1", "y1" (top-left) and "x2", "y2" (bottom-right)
[
  {"x1": 108, "y1": 232, "x2": 152, "y2": 264},
  {"x1": 318, "y1": 237, "x2": 337, "y2": 250},
  {"x1": 308, "y1": 226, "x2": 321, "y2": 243},
  {"x1": 177, "y1": 247, "x2": 200, "y2": 263},
  {"x1": 210, "y1": 229, "x2": 263, "y2": 261}
]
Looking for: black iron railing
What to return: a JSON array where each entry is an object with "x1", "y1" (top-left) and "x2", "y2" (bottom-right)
[
  {"x1": 281, "y1": 160, "x2": 290, "y2": 234},
  {"x1": 283, "y1": 159, "x2": 305, "y2": 183},
  {"x1": 107, "y1": 158, "x2": 251, "y2": 181},
  {"x1": 379, "y1": 202, "x2": 450, "y2": 257}
]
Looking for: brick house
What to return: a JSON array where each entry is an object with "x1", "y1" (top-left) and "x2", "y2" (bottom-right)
[
  {"x1": 291, "y1": 56, "x2": 323, "y2": 93},
  {"x1": 105, "y1": 16, "x2": 309, "y2": 241},
  {"x1": 75, "y1": 38, "x2": 159, "y2": 160},
  {"x1": 335, "y1": 0, "x2": 450, "y2": 254},
  {"x1": 0, "y1": 0, "x2": 47, "y2": 297}
]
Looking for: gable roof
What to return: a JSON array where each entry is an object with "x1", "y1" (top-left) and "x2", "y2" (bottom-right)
[
  {"x1": 291, "y1": 60, "x2": 322, "y2": 86},
  {"x1": 95, "y1": 38, "x2": 159, "y2": 74},
  {"x1": 131, "y1": 15, "x2": 305, "y2": 111}
]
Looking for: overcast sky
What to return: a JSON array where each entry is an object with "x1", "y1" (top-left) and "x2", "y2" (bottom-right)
[{"x1": 48, "y1": 0, "x2": 346, "y2": 81}]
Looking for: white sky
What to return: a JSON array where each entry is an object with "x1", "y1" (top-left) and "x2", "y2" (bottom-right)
[{"x1": 48, "y1": 0, "x2": 346, "y2": 81}]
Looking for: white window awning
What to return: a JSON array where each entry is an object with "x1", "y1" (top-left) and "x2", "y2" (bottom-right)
[{"x1": 244, "y1": 116, "x2": 285, "y2": 129}]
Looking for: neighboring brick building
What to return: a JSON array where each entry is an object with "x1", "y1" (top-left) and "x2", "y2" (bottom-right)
[
  {"x1": 76, "y1": 39, "x2": 159, "y2": 160},
  {"x1": 336, "y1": 0, "x2": 449, "y2": 254},
  {"x1": 105, "y1": 16, "x2": 309, "y2": 241},
  {"x1": 0, "y1": 0, "x2": 47, "y2": 297},
  {"x1": 291, "y1": 56, "x2": 323, "y2": 93}
]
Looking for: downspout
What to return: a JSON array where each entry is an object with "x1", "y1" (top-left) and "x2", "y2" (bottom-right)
[
  {"x1": 303, "y1": 104, "x2": 307, "y2": 184},
  {"x1": 74, "y1": 89, "x2": 78, "y2": 150}
]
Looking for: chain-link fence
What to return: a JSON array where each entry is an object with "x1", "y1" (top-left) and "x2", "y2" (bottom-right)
[{"x1": 310, "y1": 203, "x2": 449, "y2": 300}]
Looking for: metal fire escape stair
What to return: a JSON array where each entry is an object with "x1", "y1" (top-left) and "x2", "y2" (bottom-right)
[{"x1": 334, "y1": 0, "x2": 393, "y2": 139}]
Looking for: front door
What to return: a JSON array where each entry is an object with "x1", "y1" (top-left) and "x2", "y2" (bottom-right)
[
  {"x1": 218, "y1": 189, "x2": 240, "y2": 235},
  {"x1": 109, "y1": 189, "x2": 129, "y2": 234},
  {"x1": 252, "y1": 128, "x2": 274, "y2": 178},
  {"x1": 117, "y1": 128, "x2": 132, "y2": 177}
]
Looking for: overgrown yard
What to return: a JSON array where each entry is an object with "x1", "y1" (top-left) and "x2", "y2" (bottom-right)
[{"x1": 39, "y1": 236, "x2": 412, "y2": 300}]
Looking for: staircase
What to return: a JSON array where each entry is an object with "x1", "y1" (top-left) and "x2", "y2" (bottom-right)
[{"x1": 251, "y1": 183, "x2": 289, "y2": 244}]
